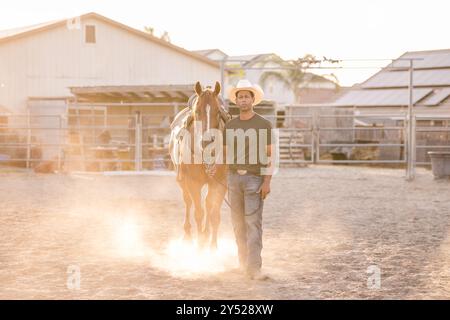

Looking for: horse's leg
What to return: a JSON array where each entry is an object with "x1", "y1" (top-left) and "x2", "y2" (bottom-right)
[
  {"x1": 180, "y1": 180, "x2": 192, "y2": 241},
  {"x1": 207, "y1": 180, "x2": 227, "y2": 250},
  {"x1": 187, "y1": 180, "x2": 205, "y2": 245},
  {"x1": 204, "y1": 187, "x2": 214, "y2": 246}
]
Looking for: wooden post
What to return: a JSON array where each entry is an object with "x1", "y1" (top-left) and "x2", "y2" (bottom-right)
[{"x1": 58, "y1": 114, "x2": 62, "y2": 172}]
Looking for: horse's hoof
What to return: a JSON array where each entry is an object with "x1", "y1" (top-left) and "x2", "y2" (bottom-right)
[
  {"x1": 197, "y1": 236, "x2": 208, "y2": 249},
  {"x1": 183, "y1": 234, "x2": 192, "y2": 242},
  {"x1": 198, "y1": 231, "x2": 208, "y2": 242}
]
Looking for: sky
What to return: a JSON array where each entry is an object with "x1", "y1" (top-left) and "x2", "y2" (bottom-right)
[{"x1": 1, "y1": 0, "x2": 449, "y2": 86}]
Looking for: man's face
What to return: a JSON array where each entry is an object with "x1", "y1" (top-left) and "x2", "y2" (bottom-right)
[{"x1": 236, "y1": 90, "x2": 255, "y2": 112}]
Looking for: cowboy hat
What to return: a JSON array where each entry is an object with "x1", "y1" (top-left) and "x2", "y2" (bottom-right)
[{"x1": 228, "y1": 79, "x2": 264, "y2": 106}]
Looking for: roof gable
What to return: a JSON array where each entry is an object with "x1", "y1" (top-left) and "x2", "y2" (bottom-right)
[
  {"x1": 0, "y1": 12, "x2": 219, "y2": 69},
  {"x1": 193, "y1": 48, "x2": 228, "y2": 59}
]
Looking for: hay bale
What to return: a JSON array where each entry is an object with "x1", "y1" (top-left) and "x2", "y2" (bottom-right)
[
  {"x1": 34, "y1": 160, "x2": 57, "y2": 174},
  {"x1": 350, "y1": 146, "x2": 380, "y2": 161}
]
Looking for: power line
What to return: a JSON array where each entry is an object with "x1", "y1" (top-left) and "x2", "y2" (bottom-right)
[
  {"x1": 220, "y1": 57, "x2": 424, "y2": 69},
  {"x1": 224, "y1": 66, "x2": 416, "y2": 70}
]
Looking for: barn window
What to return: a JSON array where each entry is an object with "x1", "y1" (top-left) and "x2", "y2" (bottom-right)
[{"x1": 85, "y1": 25, "x2": 96, "y2": 43}]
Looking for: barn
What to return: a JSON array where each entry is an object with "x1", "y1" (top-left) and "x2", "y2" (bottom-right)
[{"x1": 0, "y1": 12, "x2": 222, "y2": 170}]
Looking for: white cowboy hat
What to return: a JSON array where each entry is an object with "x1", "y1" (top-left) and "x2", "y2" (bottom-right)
[{"x1": 228, "y1": 79, "x2": 264, "y2": 106}]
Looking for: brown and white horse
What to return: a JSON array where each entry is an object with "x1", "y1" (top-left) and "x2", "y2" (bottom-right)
[{"x1": 169, "y1": 81, "x2": 230, "y2": 249}]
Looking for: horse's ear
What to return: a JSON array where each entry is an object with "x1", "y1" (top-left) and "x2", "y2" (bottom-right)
[
  {"x1": 195, "y1": 81, "x2": 202, "y2": 96},
  {"x1": 214, "y1": 81, "x2": 221, "y2": 96}
]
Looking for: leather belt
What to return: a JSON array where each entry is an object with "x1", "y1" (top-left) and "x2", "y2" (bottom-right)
[{"x1": 231, "y1": 169, "x2": 258, "y2": 175}]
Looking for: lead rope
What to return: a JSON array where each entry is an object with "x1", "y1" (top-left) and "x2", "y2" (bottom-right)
[{"x1": 203, "y1": 103, "x2": 215, "y2": 177}]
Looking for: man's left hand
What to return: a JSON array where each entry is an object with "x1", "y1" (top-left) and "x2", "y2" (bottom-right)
[{"x1": 257, "y1": 181, "x2": 271, "y2": 200}]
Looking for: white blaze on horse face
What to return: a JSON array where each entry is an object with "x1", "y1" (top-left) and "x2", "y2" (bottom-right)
[{"x1": 206, "y1": 104, "x2": 211, "y2": 132}]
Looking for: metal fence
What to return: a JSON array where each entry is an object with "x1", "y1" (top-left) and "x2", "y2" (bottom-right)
[
  {"x1": 416, "y1": 119, "x2": 450, "y2": 165},
  {"x1": 315, "y1": 112, "x2": 407, "y2": 164},
  {"x1": 1, "y1": 111, "x2": 449, "y2": 171},
  {"x1": 266, "y1": 114, "x2": 314, "y2": 165},
  {"x1": 285, "y1": 107, "x2": 450, "y2": 166},
  {"x1": 0, "y1": 112, "x2": 172, "y2": 172}
]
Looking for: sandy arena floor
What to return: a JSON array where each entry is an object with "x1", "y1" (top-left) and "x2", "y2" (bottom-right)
[{"x1": 0, "y1": 165, "x2": 449, "y2": 299}]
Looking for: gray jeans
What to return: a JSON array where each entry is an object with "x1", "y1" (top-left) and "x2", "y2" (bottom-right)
[{"x1": 227, "y1": 172, "x2": 264, "y2": 273}]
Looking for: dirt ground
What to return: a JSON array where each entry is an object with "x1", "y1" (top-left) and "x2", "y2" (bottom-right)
[{"x1": 1, "y1": 165, "x2": 449, "y2": 299}]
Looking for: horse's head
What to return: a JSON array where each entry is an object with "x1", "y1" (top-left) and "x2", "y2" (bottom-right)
[{"x1": 192, "y1": 81, "x2": 222, "y2": 133}]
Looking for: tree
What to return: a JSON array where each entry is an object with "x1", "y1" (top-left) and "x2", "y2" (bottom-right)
[
  {"x1": 259, "y1": 54, "x2": 340, "y2": 103},
  {"x1": 143, "y1": 26, "x2": 154, "y2": 35}
]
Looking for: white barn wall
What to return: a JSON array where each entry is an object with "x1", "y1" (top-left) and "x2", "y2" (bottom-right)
[
  {"x1": 0, "y1": 15, "x2": 221, "y2": 162},
  {"x1": 0, "y1": 16, "x2": 221, "y2": 114}
]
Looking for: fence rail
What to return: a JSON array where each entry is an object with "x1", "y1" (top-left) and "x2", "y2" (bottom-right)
[{"x1": 1, "y1": 111, "x2": 449, "y2": 171}]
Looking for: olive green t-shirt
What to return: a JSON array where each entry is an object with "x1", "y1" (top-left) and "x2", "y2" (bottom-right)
[{"x1": 223, "y1": 113, "x2": 272, "y2": 175}]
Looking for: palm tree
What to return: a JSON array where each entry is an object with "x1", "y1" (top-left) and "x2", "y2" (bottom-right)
[{"x1": 259, "y1": 54, "x2": 340, "y2": 103}]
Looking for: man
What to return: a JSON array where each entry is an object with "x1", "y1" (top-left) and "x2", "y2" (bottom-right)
[{"x1": 223, "y1": 79, "x2": 274, "y2": 280}]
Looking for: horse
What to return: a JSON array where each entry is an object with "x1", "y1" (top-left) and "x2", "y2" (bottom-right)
[{"x1": 169, "y1": 81, "x2": 231, "y2": 249}]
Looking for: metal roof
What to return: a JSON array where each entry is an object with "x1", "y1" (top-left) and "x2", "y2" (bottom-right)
[
  {"x1": 419, "y1": 88, "x2": 450, "y2": 106},
  {"x1": 227, "y1": 54, "x2": 261, "y2": 62},
  {"x1": 193, "y1": 48, "x2": 228, "y2": 58},
  {"x1": 226, "y1": 53, "x2": 274, "y2": 66},
  {"x1": 69, "y1": 84, "x2": 195, "y2": 103},
  {"x1": 335, "y1": 49, "x2": 450, "y2": 108},
  {"x1": 0, "y1": 13, "x2": 219, "y2": 69},
  {"x1": 332, "y1": 88, "x2": 432, "y2": 107},
  {"x1": 0, "y1": 19, "x2": 64, "y2": 39},
  {"x1": 387, "y1": 49, "x2": 450, "y2": 69},
  {"x1": 362, "y1": 69, "x2": 450, "y2": 88}
]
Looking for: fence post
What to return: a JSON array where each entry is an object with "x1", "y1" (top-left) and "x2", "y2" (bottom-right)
[
  {"x1": 412, "y1": 113, "x2": 416, "y2": 176},
  {"x1": 58, "y1": 115, "x2": 62, "y2": 172},
  {"x1": 312, "y1": 108, "x2": 319, "y2": 164},
  {"x1": 403, "y1": 113, "x2": 407, "y2": 164},
  {"x1": 134, "y1": 112, "x2": 142, "y2": 171},
  {"x1": 26, "y1": 108, "x2": 31, "y2": 169},
  {"x1": 406, "y1": 59, "x2": 415, "y2": 181}
]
